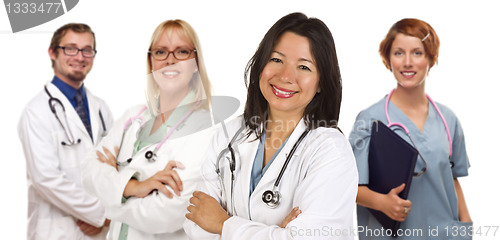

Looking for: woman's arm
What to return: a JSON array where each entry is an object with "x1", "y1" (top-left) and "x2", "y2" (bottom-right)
[
  {"x1": 183, "y1": 126, "x2": 229, "y2": 240},
  {"x1": 454, "y1": 178, "x2": 472, "y2": 222},
  {"x1": 103, "y1": 128, "x2": 215, "y2": 234},
  {"x1": 97, "y1": 146, "x2": 184, "y2": 199},
  {"x1": 228, "y1": 132, "x2": 358, "y2": 240},
  {"x1": 81, "y1": 107, "x2": 141, "y2": 208}
]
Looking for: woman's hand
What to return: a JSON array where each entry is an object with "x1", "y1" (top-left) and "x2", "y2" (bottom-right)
[
  {"x1": 96, "y1": 146, "x2": 120, "y2": 170},
  {"x1": 123, "y1": 161, "x2": 185, "y2": 198},
  {"x1": 280, "y1": 206, "x2": 301, "y2": 228},
  {"x1": 186, "y1": 191, "x2": 230, "y2": 234},
  {"x1": 379, "y1": 184, "x2": 412, "y2": 222}
]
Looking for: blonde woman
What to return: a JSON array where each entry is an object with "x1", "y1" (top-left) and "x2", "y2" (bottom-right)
[{"x1": 82, "y1": 19, "x2": 215, "y2": 240}]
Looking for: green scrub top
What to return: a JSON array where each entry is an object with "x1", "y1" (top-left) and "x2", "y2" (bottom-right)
[{"x1": 119, "y1": 91, "x2": 196, "y2": 240}]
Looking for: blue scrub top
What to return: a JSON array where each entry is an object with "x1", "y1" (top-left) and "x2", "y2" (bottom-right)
[
  {"x1": 349, "y1": 96, "x2": 471, "y2": 240},
  {"x1": 249, "y1": 132, "x2": 290, "y2": 196}
]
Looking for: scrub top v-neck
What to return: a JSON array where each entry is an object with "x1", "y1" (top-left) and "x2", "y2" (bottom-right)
[{"x1": 249, "y1": 132, "x2": 290, "y2": 196}]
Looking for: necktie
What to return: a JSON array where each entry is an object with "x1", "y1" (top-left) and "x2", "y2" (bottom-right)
[{"x1": 74, "y1": 90, "x2": 93, "y2": 139}]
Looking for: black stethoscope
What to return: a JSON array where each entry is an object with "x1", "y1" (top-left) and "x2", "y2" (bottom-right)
[
  {"x1": 216, "y1": 120, "x2": 310, "y2": 212},
  {"x1": 262, "y1": 129, "x2": 309, "y2": 208},
  {"x1": 45, "y1": 85, "x2": 107, "y2": 146}
]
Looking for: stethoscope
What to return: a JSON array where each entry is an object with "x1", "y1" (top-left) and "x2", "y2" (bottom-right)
[
  {"x1": 385, "y1": 88, "x2": 453, "y2": 177},
  {"x1": 116, "y1": 100, "x2": 200, "y2": 167},
  {"x1": 216, "y1": 120, "x2": 310, "y2": 212},
  {"x1": 45, "y1": 85, "x2": 107, "y2": 146},
  {"x1": 262, "y1": 129, "x2": 309, "y2": 208}
]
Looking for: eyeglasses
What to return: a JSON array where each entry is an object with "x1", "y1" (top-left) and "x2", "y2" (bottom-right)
[
  {"x1": 57, "y1": 46, "x2": 97, "y2": 58},
  {"x1": 148, "y1": 47, "x2": 196, "y2": 61}
]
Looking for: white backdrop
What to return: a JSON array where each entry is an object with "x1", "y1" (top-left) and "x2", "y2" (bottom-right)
[{"x1": 1, "y1": 0, "x2": 499, "y2": 238}]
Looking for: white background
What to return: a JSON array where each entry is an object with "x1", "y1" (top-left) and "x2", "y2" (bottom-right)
[{"x1": 1, "y1": 0, "x2": 499, "y2": 238}]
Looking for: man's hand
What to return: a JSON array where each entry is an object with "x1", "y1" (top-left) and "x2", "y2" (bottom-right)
[{"x1": 77, "y1": 220, "x2": 103, "y2": 236}]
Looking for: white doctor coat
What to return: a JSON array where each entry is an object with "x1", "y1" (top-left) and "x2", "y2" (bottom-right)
[
  {"x1": 184, "y1": 116, "x2": 358, "y2": 240},
  {"x1": 18, "y1": 83, "x2": 113, "y2": 240},
  {"x1": 82, "y1": 105, "x2": 215, "y2": 240}
]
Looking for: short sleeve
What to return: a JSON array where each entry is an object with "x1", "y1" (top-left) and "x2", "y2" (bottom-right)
[{"x1": 450, "y1": 116, "x2": 470, "y2": 178}]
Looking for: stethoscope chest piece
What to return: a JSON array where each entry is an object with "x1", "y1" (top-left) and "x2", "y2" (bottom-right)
[
  {"x1": 145, "y1": 150, "x2": 157, "y2": 162},
  {"x1": 262, "y1": 189, "x2": 281, "y2": 208}
]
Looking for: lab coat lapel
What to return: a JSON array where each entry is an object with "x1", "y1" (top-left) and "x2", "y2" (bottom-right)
[
  {"x1": 234, "y1": 133, "x2": 259, "y2": 219},
  {"x1": 252, "y1": 119, "x2": 307, "y2": 195},
  {"x1": 85, "y1": 88, "x2": 102, "y2": 144},
  {"x1": 47, "y1": 83, "x2": 92, "y2": 144}
]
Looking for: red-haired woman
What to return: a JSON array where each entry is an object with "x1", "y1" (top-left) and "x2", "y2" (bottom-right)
[{"x1": 349, "y1": 18, "x2": 472, "y2": 239}]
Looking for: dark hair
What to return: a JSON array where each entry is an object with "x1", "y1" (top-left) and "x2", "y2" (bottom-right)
[
  {"x1": 379, "y1": 18, "x2": 440, "y2": 70},
  {"x1": 243, "y1": 12, "x2": 342, "y2": 139},
  {"x1": 49, "y1": 23, "x2": 96, "y2": 67}
]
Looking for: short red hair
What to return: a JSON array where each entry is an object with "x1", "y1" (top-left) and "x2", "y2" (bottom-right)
[{"x1": 379, "y1": 18, "x2": 440, "y2": 70}]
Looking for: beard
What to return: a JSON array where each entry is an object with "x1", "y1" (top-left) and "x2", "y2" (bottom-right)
[{"x1": 67, "y1": 71, "x2": 86, "y2": 82}]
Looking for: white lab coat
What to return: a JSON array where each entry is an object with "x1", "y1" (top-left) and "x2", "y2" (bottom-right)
[
  {"x1": 184, "y1": 116, "x2": 359, "y2": 240},
  {"x1": 18, "y1": 82, "x2": 113, "y2": 240},
  {"x1": 82, "y1": 104, "x2": 216, "y2": 240}
]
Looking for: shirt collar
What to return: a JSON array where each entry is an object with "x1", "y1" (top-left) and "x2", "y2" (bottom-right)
[{"x1": 51, "y1": 76, "x2": 87, "y2": 102}]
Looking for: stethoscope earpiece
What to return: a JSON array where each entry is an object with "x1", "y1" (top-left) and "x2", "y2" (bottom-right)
[
  {"x1": 116, "y1": 158, "x2": 132, "y2": 167},
  {"x1": 262, "y1": 190, "x2": 281, "y2": 208},
  {"x1": 61, "y1": 138, "x2": 81, "y2": 146},
  {"x1": 413, "y1": 167, "x2": 427, "y2": 177}
]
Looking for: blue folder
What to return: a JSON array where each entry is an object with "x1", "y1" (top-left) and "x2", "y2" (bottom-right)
[{"x1": 367, "y1": 120, "x2": 418, "y2": 237}]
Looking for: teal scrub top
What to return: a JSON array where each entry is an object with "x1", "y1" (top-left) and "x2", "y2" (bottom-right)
[
  {"x1": 248, "y1": 132, "x2": 289, "y2": 220},
  {"x1": 349, "y1": 96, "x2": 471, "y2": 240},
  {"x1": 250, "y1": 132, "x2": 290, "y2": 195}
]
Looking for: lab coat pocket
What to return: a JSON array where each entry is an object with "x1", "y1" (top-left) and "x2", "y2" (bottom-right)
[
  {"x1": 54, "y1": 130, "x2": 79, "y2": 169},
  {"x1": 37, "y1": 216, "x2": 79, "y2": 239}
]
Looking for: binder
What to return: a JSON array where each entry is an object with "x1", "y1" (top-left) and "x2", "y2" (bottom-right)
[{"x1": 367, "y1": 120, "x2": 418, "y2": 237}]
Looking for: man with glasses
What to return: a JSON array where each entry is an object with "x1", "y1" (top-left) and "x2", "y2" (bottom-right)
[{"x1": 18, "y1": 23, "x2": 113, "y2": 240}]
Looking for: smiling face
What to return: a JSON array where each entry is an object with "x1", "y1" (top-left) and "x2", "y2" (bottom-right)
[
  {"x1": 49, "y1": 30, "x2": 95, "y2": 89},
  {"x1": 259, "y1": 31, "x2": 320, "y2": 119},
  {"x1": 150, "y1": 29, "x2": 198, "y2": 97},
  {"x1": 390, "y1": 33, "x2": 430, "y2": 89}
]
